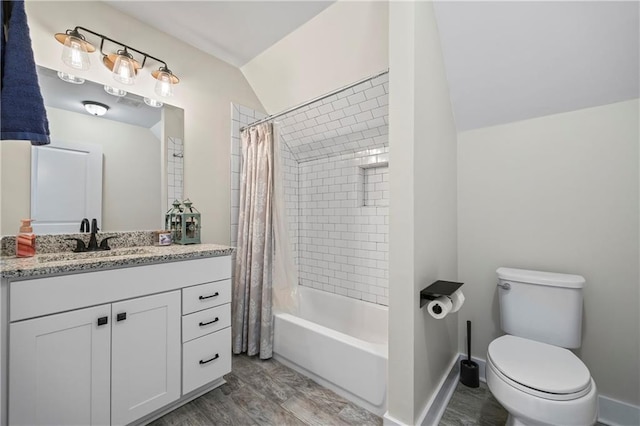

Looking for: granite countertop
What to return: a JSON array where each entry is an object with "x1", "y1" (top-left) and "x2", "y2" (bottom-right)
[{"x1": 1, "y1": 243, "x2": 234, "y2": 280}]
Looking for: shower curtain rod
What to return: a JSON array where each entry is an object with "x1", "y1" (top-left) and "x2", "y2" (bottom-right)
[{"x1": 240, "y1": 69, "x2": 389, "y2": 132}]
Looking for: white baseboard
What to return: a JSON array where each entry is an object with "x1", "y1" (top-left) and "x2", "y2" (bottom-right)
[
  {"x1": 598, "y1": 395, "x2": 640, "y2": 426},
  {"x1": 385, "y1": 352, "x2": 639, "y2": 426},
  {"x1": 383, "y1": 412, "x2": 407, "y2": 426},
  {"x1": 419, "y1": 354, "x2": 461, "y2": 425}
]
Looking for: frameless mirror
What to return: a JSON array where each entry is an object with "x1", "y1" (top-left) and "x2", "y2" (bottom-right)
[{"x1": 28, "y1": 65, "x2": 184, "y2": 234}]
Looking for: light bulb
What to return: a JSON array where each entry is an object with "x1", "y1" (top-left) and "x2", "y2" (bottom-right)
[
  {"x1": 154, "y1": 70, "x2": 174, "y2": 97},
  {"x1": 112, "y1": 51, "x2": 136, "y2": 85}
]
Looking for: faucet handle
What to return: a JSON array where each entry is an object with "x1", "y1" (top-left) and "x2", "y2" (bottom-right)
[
  {"x1": 65, "y1": 238, "x2": 87, "y2": 253},
  {"x1": 98, "y1": 236, "x2": 118, "y2": 250}
]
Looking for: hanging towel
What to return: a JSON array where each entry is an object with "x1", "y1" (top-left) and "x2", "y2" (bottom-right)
[{"x1": 1, "y1": 0, "x2": 50, "y2": 145}]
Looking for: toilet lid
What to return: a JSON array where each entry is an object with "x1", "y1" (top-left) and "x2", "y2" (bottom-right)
[{"x1": 488, "y1": 335, "x2": 591, "y2": 395}]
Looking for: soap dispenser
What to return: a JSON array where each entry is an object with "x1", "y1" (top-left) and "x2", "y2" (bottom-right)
[{"x1": 16, "y1": 219, "x2": 36, "y2": 258}]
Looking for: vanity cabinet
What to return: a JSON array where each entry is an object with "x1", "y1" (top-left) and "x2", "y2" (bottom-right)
[
  {"x1": 9, "y1": 304, "x2": 112, "y2": 426},
  {"x1": 4, "y1": 255, "x2": 232, "y2": 426},
  {"x1": 111, "y1": 291, "x2": 181, "y2": 425},
  {"x1": 9, "y1": 292, "x2": 181, "y2": 426}
]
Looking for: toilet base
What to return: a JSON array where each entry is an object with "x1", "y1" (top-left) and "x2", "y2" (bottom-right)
[
  {"x1": 487, "y1": 357, "x2": 598, "y2": 426},
  {"x1": 505, "y1": 414, "x2": 533, "y2": 426}
]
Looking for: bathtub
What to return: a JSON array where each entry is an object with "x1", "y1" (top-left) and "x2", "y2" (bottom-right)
[{"x1": 273, "y1": 286, "x2": 388, "y2": 415}]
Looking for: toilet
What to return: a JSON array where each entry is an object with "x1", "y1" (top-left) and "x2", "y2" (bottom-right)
[{"x1": 486, "y1": 267, "x2": 598, "y2": 426}]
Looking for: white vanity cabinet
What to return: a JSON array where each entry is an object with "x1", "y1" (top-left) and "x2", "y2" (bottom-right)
[
  {"x1": 111, "y1": 291, "x2": 181, "y2": 426},
  {"x1": 3, "y1": 254, "x2": 232, "y2": 426},
  {"x1": 9, "y1": 304, "x2": 112, "y2": 426}
]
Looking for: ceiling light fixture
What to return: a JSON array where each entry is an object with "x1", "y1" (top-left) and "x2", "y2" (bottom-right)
[
  {"x1": 54, "y1": 26, "x2": 180, "y2": 97},
  {"x1": 83, "y1": 101, "x2": 110, "y2": 116}
]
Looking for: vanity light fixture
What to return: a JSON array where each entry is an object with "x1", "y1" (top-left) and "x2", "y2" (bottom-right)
[
  {"x1": 104, "y1": 85, "x2": 127, "y2": 97},
  {"x1": 54, "y1": 26, "x2": 179, "y2": 97},
  {"x1": 82, "y1": 101, "x2": 110, "y2": 116},
  {"x1": 57, "y1": 71, "x2": 85, "y2": 85},
  {"x1": 143, "y1": 97, "x2": 163, "y2": 108}
]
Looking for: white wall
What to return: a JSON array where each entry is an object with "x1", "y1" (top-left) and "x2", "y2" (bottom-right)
[
  {"x1": 457, "y1": 99, "x2": 640, "y2": 406},
  {"x1": 22, "y1": 1, "x2": 264, "y2": 244},
  {"x1": 241, "y1": 0, "x2": 389, "y2": 114},
  {"x1": 0, "y1": 143, "x2": 31, "y2": 235},
  {"x1": 45, "y1": 107, "x2": 160, "y2": 232},
  {"x1": 388, "y1": 2, "x2": 458, "y2": 424}
]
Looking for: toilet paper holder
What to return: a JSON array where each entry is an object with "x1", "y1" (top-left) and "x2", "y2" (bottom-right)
[{"x1": 420, "y1": 280, "x2": 464, "y2": 308}]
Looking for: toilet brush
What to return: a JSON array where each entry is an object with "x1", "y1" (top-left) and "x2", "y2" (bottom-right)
[{"x1": 460, "y1": 320, "x2": 479, "y2": 388}]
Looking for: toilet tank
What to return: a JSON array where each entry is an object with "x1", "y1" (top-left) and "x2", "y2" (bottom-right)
[{"x1": 497, "y1": 267, "x2": 585, "y2": 348}]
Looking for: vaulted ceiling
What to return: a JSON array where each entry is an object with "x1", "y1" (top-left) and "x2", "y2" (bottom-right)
[{"x1": 103, "y1": 1, "x2": 639, "y2": 130}]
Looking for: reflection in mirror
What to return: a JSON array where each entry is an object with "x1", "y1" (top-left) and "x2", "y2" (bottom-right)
[{"x1": 31, "y1": 66, "x2": 184, "y2": 234}]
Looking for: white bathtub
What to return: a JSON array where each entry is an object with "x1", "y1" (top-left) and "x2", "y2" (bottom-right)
[{"x1": 273, "y1": 286, "x2": 388, "y2": 415}]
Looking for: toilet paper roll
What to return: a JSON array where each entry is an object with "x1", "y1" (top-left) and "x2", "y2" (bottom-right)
[
  {"x1": 450, "y1": 289, "x2": 465, "y2": 313},
  {"x1": 428, "y1": 296, "x2": 453, "y2": 319}
]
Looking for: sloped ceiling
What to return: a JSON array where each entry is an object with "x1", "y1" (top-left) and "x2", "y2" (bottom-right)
[
  {"x1": 103, "y1": 1, "x2": 638, "y2": 131},
  {"x1": 433, "y1": 1, "x2": 640, "y2": 131},
  {"x1": 104, "y1": 1, "x2": 334, "y2": 67}
]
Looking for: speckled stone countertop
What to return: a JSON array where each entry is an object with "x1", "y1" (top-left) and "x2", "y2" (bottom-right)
[{"x1": 1, "y1": 237, "x2": 234, "y2": 280}]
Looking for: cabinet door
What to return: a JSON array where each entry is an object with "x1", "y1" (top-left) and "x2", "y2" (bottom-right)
[
  {"x1": 111, "y1": 291, "x2": 181, "y2": 426},
  {"x1": 9, "y1": 304, "x2": 111, "y2": 426}
]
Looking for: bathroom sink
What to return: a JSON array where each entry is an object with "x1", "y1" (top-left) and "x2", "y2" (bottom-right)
[{"x1": 37, "y1": 247, "x2": 153, "y2": 263}]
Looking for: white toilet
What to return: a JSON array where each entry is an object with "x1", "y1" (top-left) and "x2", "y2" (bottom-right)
[{"x1": 486, "y1": 267, "x2": 598, "y2": 426}]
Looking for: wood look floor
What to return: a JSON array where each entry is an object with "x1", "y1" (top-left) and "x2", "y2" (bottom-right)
[
  {"x1": 149, "y1": 354, "x2": 382, "y2": 426},
  {"x1": 151, "y1": 355, "x2": 605, "y2": 426}
]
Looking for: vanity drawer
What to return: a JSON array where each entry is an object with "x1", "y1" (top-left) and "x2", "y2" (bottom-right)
[
  {"x1": 182, "y1": 327, "x2": 231, "y2": 394},
  {"x1": 182, "y1": 304, "x2": 230, "y2": 343},
  {"x1": 182, "y1": 280, "x2": 231, "y2": 315}
]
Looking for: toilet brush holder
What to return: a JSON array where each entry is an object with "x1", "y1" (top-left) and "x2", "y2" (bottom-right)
[
  {"x1": 460, "y1": 320, "x2": 479, "y2": 388},
  {"x1": 460, "y1": 359, "x2": 479, "y2": 388}
]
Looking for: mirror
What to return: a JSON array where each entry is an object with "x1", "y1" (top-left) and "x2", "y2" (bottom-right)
[{"x1": 31, "y1": 65, "x2": 184, "y2": 234}]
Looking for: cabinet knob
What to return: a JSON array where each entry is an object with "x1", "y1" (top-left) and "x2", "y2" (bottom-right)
[
  {"x1": 116, "y1": 312, "x2": 127, "y2": 322},
  {"x1": 97, "y1": 316, "x2": 108, "y2": 326},
  {"x1": 199, "y1": 292, "x2": 219, "y2": 301},
  {"x1": 198, "y1": 317, "x2": 219, "y2": 327},
  {"x1": 199, "y1": 353, "x2": 219, "y2": 365}
]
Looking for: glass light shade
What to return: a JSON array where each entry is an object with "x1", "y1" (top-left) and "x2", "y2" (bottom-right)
[
  {"x1": 154, "y1": 70, "x2": 174, "y2": 97},
  {"x1": 57, "y1": 71, "x2": 85, "y2": 85},
  {"x1": 144, "y1": 97, "x2": 163, "y2": 108},
  {"x1": 112, "y1": 53, "x2": 136, "y2": 85},
  {"x1": 104, "y1": 85, "x2": 127, "y2": 97},
  {"x1": 61, "y1": 35, "x2": 90, "y2": 70},
  {"x1": 83, "y1": 101, "x2": 109, "y2": 116}
]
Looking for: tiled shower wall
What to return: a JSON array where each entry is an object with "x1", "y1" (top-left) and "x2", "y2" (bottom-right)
[
  {"x1": 296, "y1": 148, "x2": 389, "y2": 304},
  {"x1": 230, "y1": 71, "x2": 389, "y2": 306},
  {"x1": 167, "y1": 137, "x2": 183, "y2": 208}
]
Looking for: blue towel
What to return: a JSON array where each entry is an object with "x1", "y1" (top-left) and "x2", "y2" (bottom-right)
[{"x1": 1, "y1": 0, "x2": 50, "y2": 145}]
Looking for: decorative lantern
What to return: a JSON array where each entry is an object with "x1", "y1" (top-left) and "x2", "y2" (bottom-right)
[{"x1": 164, "y1": 199, "x2": 201, "y2": 245}]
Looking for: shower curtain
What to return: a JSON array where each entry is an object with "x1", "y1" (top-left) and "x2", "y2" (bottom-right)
[{"x1": 232, "y1": 123, "x2": 274, "y2": 359}]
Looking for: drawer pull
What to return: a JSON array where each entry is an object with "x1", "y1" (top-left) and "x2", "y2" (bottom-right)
[
  {"x1": 116, "y1": 312, "x2": 127, "y2": 322},
  {"x1": 199, "y1": 292, "x2": 219, "y2": 300},
  {"x1": 199, "y1": 317, "x2": 220, "y2": 327},
  {"x1": 199, "y1": 353, "x2": 220, "y2": 365},
  {"x1": 97, "y1": 316, "x2": 108, "y2": 326}
]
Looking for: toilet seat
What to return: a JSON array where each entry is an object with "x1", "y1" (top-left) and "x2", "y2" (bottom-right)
[{"x1": 488, "y1": 335, "x2": 592, "y2": 401}]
